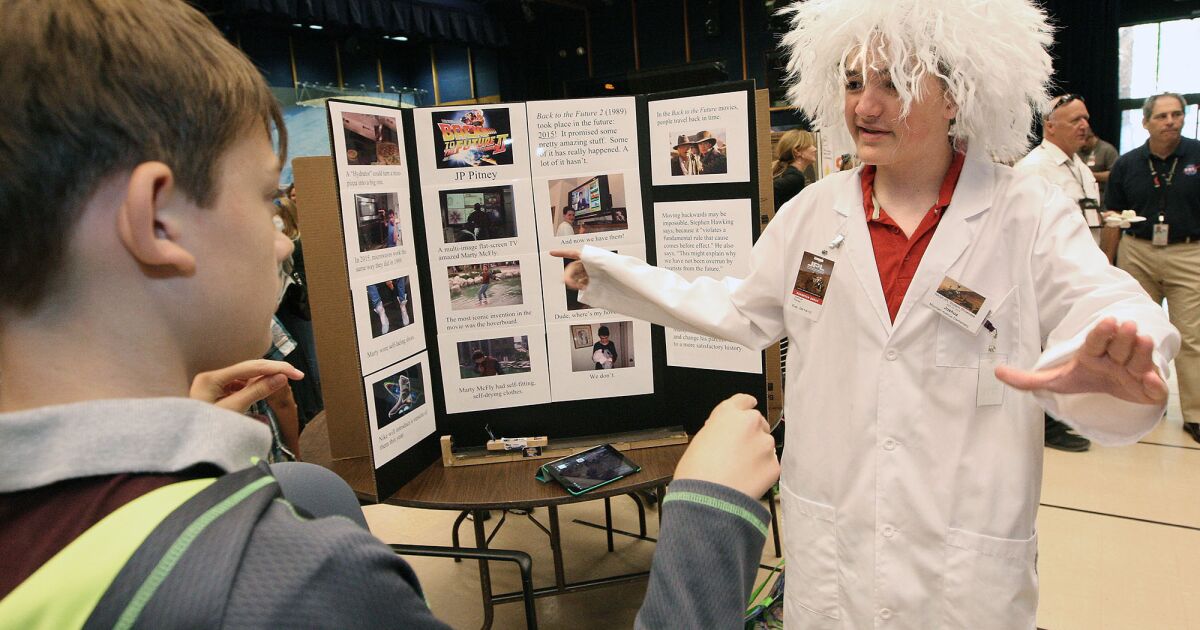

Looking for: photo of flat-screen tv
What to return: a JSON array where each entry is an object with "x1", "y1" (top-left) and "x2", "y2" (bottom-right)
[{"x1": 567, "y1": 175, "x2": 611, "y2": 217}]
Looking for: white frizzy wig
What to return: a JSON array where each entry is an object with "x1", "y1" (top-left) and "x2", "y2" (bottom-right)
[{"x1": 781, "y1": 0, "x2": 1054, "y2": 163}]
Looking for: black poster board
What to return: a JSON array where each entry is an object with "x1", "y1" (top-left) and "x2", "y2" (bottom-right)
[{"x1": 316, "y1": 82, "x2": 768, "y2": 499}]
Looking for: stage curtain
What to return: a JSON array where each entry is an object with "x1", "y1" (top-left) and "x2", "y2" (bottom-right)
[
  {"x1": 217, "y1": 0, "x2": 508, "y2": 47},
  {"x1": 1041, "y1": 0, "x2": 1121, "y2": 144}
]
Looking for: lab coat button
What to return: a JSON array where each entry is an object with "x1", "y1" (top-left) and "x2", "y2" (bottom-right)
[
  {"x1": 885, "y1": 349, "x2": 898, "y2": 361},
  {"x1": 881, "y1": 525, "x2": 896, "y2": 538},
  {"x1": 882, "y1": 439, "x2": 898, "y2": 451},
  {"x1": 880, "y1": 608, "x2": 893, "y2": 620}
]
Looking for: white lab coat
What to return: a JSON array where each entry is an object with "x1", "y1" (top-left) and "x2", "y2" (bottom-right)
[{"x1": 578, "y1": 145, "x2": 1179, "y2": 629}]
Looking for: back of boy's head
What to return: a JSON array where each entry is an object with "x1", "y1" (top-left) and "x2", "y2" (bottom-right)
[{"x1": 0, "y1": 0, "x2": 284, "y2": 313}]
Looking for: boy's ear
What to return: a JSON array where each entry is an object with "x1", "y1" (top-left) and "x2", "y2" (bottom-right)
[
  {"x1": 117, "y1": 162, "x2": 197, "y2": 275},
  {"x1": 944, "y1": 95, "x2": 959, "y2": 123}
]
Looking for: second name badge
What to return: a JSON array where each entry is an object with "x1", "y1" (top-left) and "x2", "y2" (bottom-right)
[{"x1": 790, "y1": 251, "x2": 835, "y2": 322}]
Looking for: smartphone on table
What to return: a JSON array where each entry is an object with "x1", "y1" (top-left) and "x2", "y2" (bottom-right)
[{"x1": 539, "y1": 444, "x2": 641, "y2": 496}]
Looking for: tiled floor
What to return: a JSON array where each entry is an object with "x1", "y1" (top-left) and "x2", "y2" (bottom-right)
[
  {"x1": 364, "y1": 368, "x2": 1199, "y2": 629},
  {"x1": 1035, "y1": 367, "x2": 1200, "y2": 630}
]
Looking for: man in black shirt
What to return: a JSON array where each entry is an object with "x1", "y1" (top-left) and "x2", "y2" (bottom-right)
[{"x1": 1106, "y1": 92, "x2": 1200, "y2": 443}]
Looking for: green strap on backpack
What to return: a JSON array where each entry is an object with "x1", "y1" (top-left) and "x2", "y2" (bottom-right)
[{"x1": 0, "y1": 462, "x2": 280, "y2": 630}]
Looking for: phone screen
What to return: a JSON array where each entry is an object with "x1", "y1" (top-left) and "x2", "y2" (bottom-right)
[{"x1": 548, "y1": 445, "x2": 639, "y2": 492}]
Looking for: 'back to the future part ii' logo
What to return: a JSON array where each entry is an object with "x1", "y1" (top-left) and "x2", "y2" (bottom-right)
[{"x1": 433, "y1": 108, "x2": 515, "y2": 168}]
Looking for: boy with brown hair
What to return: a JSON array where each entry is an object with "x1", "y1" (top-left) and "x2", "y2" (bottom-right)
[{"x1": 0, "y1": 1, "x2": 781, "y2": 626}]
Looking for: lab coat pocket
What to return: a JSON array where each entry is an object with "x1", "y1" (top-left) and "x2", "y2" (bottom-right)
[
  {"x1": 780, "y1": 484, "x2": 840, "y2": 620},
  {"x1": 940, "y1": 527, "x2": 1038, "y2": 629},
  {"x1": 935, "y1": 286, "x2": 1019, "y2": 368}
]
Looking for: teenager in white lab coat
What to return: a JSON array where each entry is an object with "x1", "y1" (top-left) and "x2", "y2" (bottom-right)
[{"x1": 553, "y1": 0, "x2": 1180, "y2": 627}]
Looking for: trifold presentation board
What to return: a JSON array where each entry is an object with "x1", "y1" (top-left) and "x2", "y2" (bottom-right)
[{"x1": 300, "y1": 82, "x2": 775, "y2": 499}]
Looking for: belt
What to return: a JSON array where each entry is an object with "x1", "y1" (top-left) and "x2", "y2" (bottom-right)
[{"x1": 1128, "y1": 232, "x2": 1200, "y2": 245}]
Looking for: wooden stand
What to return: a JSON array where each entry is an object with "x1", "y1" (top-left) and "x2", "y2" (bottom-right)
[
  {"x1": 485, "y1": 436, "x2": 549, "y2": 451},
  {"x1": 440, "y1": 426, "x2": 690, "y2": 467}
]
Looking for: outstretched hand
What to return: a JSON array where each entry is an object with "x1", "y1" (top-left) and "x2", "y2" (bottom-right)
[
  {"x1": 191, "y1": 359, "x2": 305, "y2": 413},
  {"x1": 675, "y1": 394, "x2": 780, "y2": 499},
  {"x1": 995, "y1": 317, "x2": 1167, "y2": 405},
  {"x1": 549, "y1": 248, "x2": 589, "y2": 290}
]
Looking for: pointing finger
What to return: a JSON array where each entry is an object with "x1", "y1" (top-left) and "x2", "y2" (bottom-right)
[
  {"x1": 215, "y1": 374, "x2": 289, "y2": 412},
  {"x1": 994, "y1": 364, "x2": 1055, "y2": 392}
]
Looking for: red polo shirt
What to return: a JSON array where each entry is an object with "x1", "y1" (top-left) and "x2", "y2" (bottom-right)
[{"x1": 861, "y1": 150, "x2": 967, "y2": 321}]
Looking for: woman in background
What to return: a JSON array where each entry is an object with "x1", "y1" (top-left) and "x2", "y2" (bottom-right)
[
  {"x1": 771, "y1": 129, "x2": 816, "y2": 212},
  {"x1": 274, "y1": 195, "x2": 323, "y2": 429}
]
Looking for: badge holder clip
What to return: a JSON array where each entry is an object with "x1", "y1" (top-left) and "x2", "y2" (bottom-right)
[{"x1": 977, "y1": 319, "x2": 1006, "y2": 407}]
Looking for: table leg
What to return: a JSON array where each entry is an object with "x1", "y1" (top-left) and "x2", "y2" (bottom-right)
[
  {"x1": 473, "y1": 509, "x2": 495, "y2": 630},
  {"x1": 628, "y1": 493, "x2": 647, "y2": 538},
  {"x1": 604, "y1": 497, "x2": 614, "y2": 552},
  {"x1": 452, "y1": 510, "x2": 470, "y2": 563},
  {"x1": 548, "y1": 505, "x2": 567, "y2": 591}
]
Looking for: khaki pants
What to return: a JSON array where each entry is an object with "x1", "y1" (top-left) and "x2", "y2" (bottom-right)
[{"x1": 1117, "y1": 234, "x2": 1200, "y2": 423}]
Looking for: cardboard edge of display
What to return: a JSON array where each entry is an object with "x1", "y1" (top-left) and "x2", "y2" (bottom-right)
[
  {"x1": 755, "y1": 89, "x2": 785, "y2": 428},
  {"x1": 440, "y1": 427, "x2": 690, "y2": 467},
  {"x1": 293, "y1": 156, "x2": 373, "y2": 465}
]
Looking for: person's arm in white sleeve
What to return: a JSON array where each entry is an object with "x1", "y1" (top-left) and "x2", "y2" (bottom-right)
[
  {"x1": 997, "y1": 184, "x2": 1180, "y2": 445},
  {"x1": 561, "y1": 211, "x2": 793, "y2": 352}
]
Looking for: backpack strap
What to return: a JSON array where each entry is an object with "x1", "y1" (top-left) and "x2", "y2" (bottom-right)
[
  {"x1": 83, "y1": 461, "x2": 281, "y2": 630},
  {"x1": 0, "y1": 479, "x2": 215, "y2": 630}
]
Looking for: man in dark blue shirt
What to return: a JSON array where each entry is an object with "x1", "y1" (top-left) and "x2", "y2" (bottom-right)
[{"x1": 1106, "y1": 92, "x2": 1200, "y2": 443}]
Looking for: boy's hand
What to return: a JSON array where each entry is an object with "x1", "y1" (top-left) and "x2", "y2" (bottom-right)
[
  {"x1": 995, "y1": 318, "x2": 1167, "y2": 405},
  {"x1": 675, "y1": 394, "x2": 780, "y2": 499},
  {"x1": 191, "y1": 359, "x2": 304, "y2": 413},
  {"x1": 549, "y1": 249, "x2": 588, "y2": 290}
]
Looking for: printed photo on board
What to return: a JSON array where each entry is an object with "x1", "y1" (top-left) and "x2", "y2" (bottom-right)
[
  {"x1": 365, "y1": 276, "x2": 415, "y2": 338},
  {"x1": 667, "y1": 128, "x2": 728, "y2": 177},
  {"x1": 571, "y1": 321, "x2": 635, "y2": 371},
  {"x1": 352, "y1": 192, "x2": 403, "y2": 252},
  {"x1": 548, "y1": 173, "x2": 629, "y2": 236},
  {"x1": 432, "y1": 107, "x2": 514, "y2": 168},
  {"x1": 341, "y1": 112, "x2": 402, "y2": 166},
  {"x1": 438, "y1": 185, "x2": 518, "y2": 243},
  {"x1": 371, "y1": 363, "x2": 425, "y2": 430},
  {"x1": 457, "y1": 336, "x2": 532, "y2": 379},
  {"x1": 447, "y1": 261, "x2": 523, "y2": 310},
  {"x1": 564, "y1": 250, "x2": 616, "y2": 311}
]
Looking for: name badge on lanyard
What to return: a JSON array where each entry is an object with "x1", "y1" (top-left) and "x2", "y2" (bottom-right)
[
  {"x1": 789, "y1": 235, "x2": 843, "y2": 321},
  {"x1": 1149, "y1": 156, "x2": 1178, "y2": 246}
]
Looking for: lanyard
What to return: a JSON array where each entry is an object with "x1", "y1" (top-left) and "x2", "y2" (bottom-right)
[
  {"x1": 1148, "y1": 156, "x2": 1179, "y2": 218},
  {"x1": 1148, "y1": 156, "x2": 1179, "y2": 189},
  {"x1": 1065, "y1": 159, "x2": 1086, "y2": 193}
]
